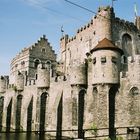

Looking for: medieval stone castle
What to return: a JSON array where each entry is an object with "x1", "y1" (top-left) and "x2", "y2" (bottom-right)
[{"x1": 0, "y1": 6, "x2": 140, "y2": 139}]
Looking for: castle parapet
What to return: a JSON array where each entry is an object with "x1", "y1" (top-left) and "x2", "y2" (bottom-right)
[{"x1": 115, "y1": 17, "x2": 138, "y2": 31}]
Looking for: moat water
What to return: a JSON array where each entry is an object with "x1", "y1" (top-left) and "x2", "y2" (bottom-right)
[{"x1": 0, "y1": 133, "x2": 54, "y2": 140}]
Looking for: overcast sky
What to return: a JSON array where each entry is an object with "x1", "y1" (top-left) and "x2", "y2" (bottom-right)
[{"x1": 0, "y1": 0, "x2": 140, "y2": 75}]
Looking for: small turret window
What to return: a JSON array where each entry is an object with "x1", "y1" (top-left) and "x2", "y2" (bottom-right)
[
  {"x1": 130, "y1": 87, "x2": 139, "y2": 96},
  {"x1": 111, "y1": 56, "x2": 117, "y2": 63},
  {"x1": 93, "y1": 57, "x2": 96, "y2": 64},
  {"x1": 36, "y1": 74, "x2": 38, "y2": 79},
  {"x1": 21, "y1": 61, "x2": 25, "y2": 66},
  {"x1": 15, "y1": 64, "x2": 18, "y2": 68},
  {"x1": 101, "y1": 56, "x2": 106, "y2": 64},
  {"x1": 121, "y1": 55, "x2": 127, "y2": 64}
]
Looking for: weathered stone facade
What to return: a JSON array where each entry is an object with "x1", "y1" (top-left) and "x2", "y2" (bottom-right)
[{"x1": 0, "y1": 6, "x2": 140, "y2": 139}]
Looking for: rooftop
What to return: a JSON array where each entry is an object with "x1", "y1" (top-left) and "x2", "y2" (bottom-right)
[{"x1": 90, "y1": 38, "x2": 123, "y2": 55}]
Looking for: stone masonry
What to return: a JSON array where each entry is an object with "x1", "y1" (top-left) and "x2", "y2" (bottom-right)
[{"x1": 0, "y1": 6, "x2": 140, "y2": 139}]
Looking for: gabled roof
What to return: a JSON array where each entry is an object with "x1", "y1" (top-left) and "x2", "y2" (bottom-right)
[{"x1": 90, "y1": 38, "x2": 123, "y2": 55}]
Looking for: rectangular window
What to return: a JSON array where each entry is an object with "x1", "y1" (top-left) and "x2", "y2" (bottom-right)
[
  {"x1": 101, "y1": 57, "x2": 106, "y2": 64},
  {"x1": 111, "y1": 56, "x2": 117, "y2": 63}
]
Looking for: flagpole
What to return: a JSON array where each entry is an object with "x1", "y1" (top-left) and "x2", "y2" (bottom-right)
[
  {"x1": 112, "y1": 0, "x2": 113, "y2": 8},
  {"x1": 111, "y1": 0, "x2": 117, "y2": 8}
]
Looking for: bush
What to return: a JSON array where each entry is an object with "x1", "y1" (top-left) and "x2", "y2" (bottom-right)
[{"x1": 90, "y1": 123, "x2": 98, "y2": 135}]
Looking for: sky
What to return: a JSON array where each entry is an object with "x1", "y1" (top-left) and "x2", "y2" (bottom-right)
[{"x1": 0, "y1": 0, "x2": 140, "y2": 75}]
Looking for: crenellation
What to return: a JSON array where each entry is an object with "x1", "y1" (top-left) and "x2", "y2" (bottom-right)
[{"x1": 115, "y1": 17, "x2": 138, "y2": 32}]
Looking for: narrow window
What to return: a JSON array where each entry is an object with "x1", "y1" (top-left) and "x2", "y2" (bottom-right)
[
  {"x1": 41, "y1": 48, "x2": 46, "y2": 53},
  {"x1": 36, "y1": 74, "x2": 38, "y2": 80},
  {"x1": 15, "y1": 64, "x2": 18, "y2": 68},
  {"x1": 21, "y1": 61, "x2": 25, "y2": 67},
  {"x1": 111, "y1": 56, "x2": 117, "y2": 64},
  {"x1": 93, "y1": 57, "x2": 96, "y2": 64},
  {"x1": 101, "y1": 57, "x2": 106, "y2": 64}
]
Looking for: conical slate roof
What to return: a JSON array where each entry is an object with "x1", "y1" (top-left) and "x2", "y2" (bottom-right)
[{"x1": 90, "y1": 38, "x2": 123, "y2": 55}]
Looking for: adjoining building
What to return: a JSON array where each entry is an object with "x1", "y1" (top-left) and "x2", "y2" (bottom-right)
[{"x1": 0, "y1": 6, "x2": 140, "y2": 139}]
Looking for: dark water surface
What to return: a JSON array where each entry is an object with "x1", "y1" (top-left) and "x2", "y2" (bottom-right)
[{"x1": 0, "y1": 133, "x2": 55, "y2": 140}]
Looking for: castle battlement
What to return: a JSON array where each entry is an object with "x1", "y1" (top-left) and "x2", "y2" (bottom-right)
[{"x1": 115, "y1": 17, "x2": 138, "y2": 31}]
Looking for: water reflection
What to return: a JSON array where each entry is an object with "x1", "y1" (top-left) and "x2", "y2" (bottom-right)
[{"x1": 0, "y1": 133, "x2": 48, "y2": 140}]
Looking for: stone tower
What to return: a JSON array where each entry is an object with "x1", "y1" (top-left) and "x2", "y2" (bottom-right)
[{"x1": 85, "y1": 38, "x2": 123, "y2": 138}]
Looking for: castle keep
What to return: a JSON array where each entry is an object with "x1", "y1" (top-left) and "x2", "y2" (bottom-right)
[{"x1": 0, "y1": 6, "x2": 140, "y2": 139}]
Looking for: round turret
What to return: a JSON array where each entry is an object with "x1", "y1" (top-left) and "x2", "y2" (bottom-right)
[
  {"x1": 90, "y1": 38, "x2": 123, "y2": 85},
  {"x1": 0, "y1": 76, "x2": 6, "y2": 93},
  {"x1": 37, "y1": 64, "x2": 50, "y2": 88},
  {"x1": 70, "y1": 63, "x2": 87, "y2": 85},
  {"x1": 96, "y1": 6, "x2": 115, "y2": 41},
  {"x1": 15, "y1": 72, "x2": 24, "y2": 91}
]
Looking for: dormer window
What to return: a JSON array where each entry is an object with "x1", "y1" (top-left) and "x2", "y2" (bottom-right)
[{"x1": 101, "y1": 56, "x2": 106, "y2": 64}]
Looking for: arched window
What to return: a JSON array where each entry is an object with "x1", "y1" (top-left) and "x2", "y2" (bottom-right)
[
  {"x1": 34, "y1": 59, "x2": 40, "y2": 68},
  {"x1": 92, "y1": 87, "x2": 98, "y2": 121},
  {"x1": 130, "y1": 87, "x2": 139, "y2": 96},
  {"x1": 41, "y1": 48, "x2": 46, "y2": 53},
  {"x1": 40, "y1": 92, "x2": 48, "y2": 132},
  {"x1": 46, "y1": 61, "x2": 51, "y2": 65},
  {"x1": 6, "y1": 98, "x2": 12, "y2": 132},
  {"x1": 109, "y1": 86, "x2": 118, "y2": 138},
  {"x1": 122, "y1": 34, "x2": 133, "y2": 57},
  {"x1": 46, "y1": 61, "x2": 51, "y2": 69},
  {"x1": 27, "y1": 97, "x2": 33, "y2": 131},
  {"x1": 78, "y1": 89, "x2": 86, "y2": 138},
  {"x1": 16, "y1": 95, "x2": 23, "y2": 131},
  {"x1": 0, "y1": 96, "x2": 4, "y2": 131}
]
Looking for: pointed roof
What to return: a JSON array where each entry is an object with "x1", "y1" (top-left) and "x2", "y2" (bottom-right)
[{"x1": 90, "y1": 38, "x2": 123, "y2": 55}]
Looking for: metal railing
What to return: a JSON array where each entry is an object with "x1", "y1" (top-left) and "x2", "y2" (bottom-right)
[{"x1": 0, "y1": 126, "x2": 140, "y2": 140}]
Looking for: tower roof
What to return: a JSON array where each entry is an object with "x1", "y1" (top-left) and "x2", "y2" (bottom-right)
[{"x1": 90, "y1": 38, "x2": 123, "y2": 55}]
